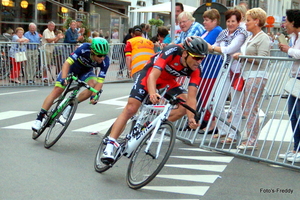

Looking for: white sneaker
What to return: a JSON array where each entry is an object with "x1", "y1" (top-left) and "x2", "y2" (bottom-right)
[
  {"x1": 62, "y1": 105, "x2": 71, "y2": 119},
  {"x1": 32, "y1": 120, "x2": 42, "y2": 131},
  {"x1": 278, "y1": 151, "x2": 295, "y2": 159},
  {"x1": 287, "y1": 153, "x2": 300, "y2": 162}
]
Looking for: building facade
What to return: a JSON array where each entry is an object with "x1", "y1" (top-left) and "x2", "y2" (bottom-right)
[{"x1": 1, "y1": 0, "x2": 300, "y2": 42}]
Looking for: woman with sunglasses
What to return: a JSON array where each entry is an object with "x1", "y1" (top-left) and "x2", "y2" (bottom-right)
[
  {"x1": 32, "y1": 37, "x2": 110, "y2": 131},
  {"x1": 207, "y1": 9, "x2": 248, "y2": 143},
  {"x1": 101, "y1": 36, "x2": 208, "y2": 164}
]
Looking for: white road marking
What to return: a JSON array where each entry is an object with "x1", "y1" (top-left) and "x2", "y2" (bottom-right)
[
  {"x1": 0, "y1": 111, "x2": 35, "y2": 121},
  {"x1": 259, "y1": 119, "x2": 293, "y2": 142},
  {"x1": 0, "y1": 90, "x2": 37, "y2": 96},
  {"x1": 156, "y1": 174, "x2": 219, "y2": 183},
  {"x1": 98, "y1": 96, "x2": 128, "y2": 107},
  {"x1": 170, "y1": 156, "x2": 234, "y2": 163},
  {"x1": 179, "y1": 148, "x2": 212, "y2": 152},
  {"x1": 2, "y1": 113, "x2": 93, "y2": 129},
  {"x1": 73, "y1": 118, "x2": 116, "y2": 133},
  {"x1": 142, "y1": 186, "x2": 210, "y2": 196},
  {"x1": 165, "y1": 164, "x2": 227, "y2": 172}
]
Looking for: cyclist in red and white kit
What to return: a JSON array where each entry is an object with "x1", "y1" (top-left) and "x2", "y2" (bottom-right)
[{"x1": 102, "y1": 36, "x2": 208, "y2": 164}]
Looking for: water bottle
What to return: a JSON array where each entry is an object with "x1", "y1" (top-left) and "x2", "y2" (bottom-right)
[{"x1": 58, "y1": 98, "x2": 67, "y2": 107}]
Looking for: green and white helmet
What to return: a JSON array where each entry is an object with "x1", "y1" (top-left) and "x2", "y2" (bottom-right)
[{"x1": 91, "y1": 37, "x2": 109, "y2": 55}]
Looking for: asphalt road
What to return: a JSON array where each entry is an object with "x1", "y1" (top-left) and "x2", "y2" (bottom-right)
[{"x1": 0, "y1": 83, "x2": 299, "y2": 200}]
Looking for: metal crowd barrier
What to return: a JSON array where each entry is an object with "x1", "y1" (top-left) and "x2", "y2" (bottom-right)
[
  {"x1": 175, "y1": 53, "x2": 300, "y2": 170},
  {"x1": 0, "y1": 42, "x2": 131, "y2": 87},
  {"x1": 174, "y1": 52, "x2": 227, "y2": 143}
]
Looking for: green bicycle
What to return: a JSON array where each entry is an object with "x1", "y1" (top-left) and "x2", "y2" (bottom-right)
[{"x1": 32, "y1": 73, "x2": 102, "y2": 149}]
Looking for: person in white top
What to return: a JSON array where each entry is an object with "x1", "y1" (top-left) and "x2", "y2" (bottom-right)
[
  {"x1": 207, "y1": 9, "x2": 248, "y2": 143},
  {"x1": 278, "y1": 9, "x2": 300, "y2": 162},
  {"x1": 42, "y1": 21, "x2": 64, "y2": 83},
  {"x1": 233, "y1": 8, "x2": 271, "y2": 150}
]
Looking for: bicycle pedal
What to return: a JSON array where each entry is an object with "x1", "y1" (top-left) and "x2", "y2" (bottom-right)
[{"x1": 101, "y1": 158, "x2": 114, "y2": 165}]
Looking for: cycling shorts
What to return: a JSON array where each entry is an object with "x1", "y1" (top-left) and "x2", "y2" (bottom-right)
[
  {"x1": 55, "y1": 70, "x2": 97, "y2": 88},
  {"x1": 129, "y1": 72, "x2": 187, "y2": 102}
]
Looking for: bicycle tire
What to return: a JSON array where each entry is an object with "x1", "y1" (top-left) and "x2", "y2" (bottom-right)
[
  {"x1": 32, "y1": 117, "x2": 50, "y2": 140},
  {"x1": 126, "y1": 121, "x2": 175, "y2": 189},
  {"x1": 94, "y1": 120, "x2": 136, "y2": 173},
  {"x1": 32, "y1": 104, "x2": 56, "y2": 140},
  {"x1": 44, "y1": 99, "x2": 78, "y2": 149}
]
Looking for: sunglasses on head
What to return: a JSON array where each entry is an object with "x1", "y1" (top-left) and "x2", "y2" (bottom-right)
[{"x1": 187, "y1": 51, "x2": 205, "y2": 61}]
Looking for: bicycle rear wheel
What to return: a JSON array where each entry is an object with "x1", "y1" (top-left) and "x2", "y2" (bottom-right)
[
  {"x1": 126, "y1": 121, "x2": 175, "y2": 189},
  {"x1": 94, "y1": 120, "x2": 136, "y2": 173},
  {"x1": 44, "y1": 99, "x2": 78, "y2": 149}
]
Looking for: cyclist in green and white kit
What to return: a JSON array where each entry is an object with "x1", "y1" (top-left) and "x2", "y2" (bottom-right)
[{"x1": 32, "y1": 37, "x2": 110, "y2": 131}]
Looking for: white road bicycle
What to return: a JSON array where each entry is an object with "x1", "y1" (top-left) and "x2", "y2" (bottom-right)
[{"x1": 94, "y1": 86, "x2": 200, "y2": 189}]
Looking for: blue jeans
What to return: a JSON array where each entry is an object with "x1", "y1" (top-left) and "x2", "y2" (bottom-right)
[{"x1": 288, "y1": 94, "x2": 300, "y2": 152}]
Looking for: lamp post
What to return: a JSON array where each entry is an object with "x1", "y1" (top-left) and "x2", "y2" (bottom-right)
[{"x1": 21, "y1": 0, "x2": 29, "y2": 9}]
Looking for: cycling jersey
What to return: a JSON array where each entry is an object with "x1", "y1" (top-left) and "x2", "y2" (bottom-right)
[
  {"x1": 56, "y1": 43, "x2": 110, "y2": 86},
  {"x1": 130, "y1": 44, "x2": 201, "y2": 102}
]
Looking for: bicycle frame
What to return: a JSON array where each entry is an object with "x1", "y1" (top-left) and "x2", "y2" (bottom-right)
[
  {"x1": 47, "y1": 75, "x2": 101, "y2": 125},
  {"x1": 123, "y1": 100, "x2": 174, "y2": 158}
]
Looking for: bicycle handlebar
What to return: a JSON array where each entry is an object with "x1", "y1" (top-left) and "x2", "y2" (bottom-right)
[
  {"x1": 163, "y1": 93, "x2": 201, "y2": 123},
  {"x1": 67, "y1": 73, "x2": 102, "y2": 101}
]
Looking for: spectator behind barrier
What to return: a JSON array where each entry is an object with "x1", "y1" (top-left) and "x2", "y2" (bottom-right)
[
  {"x1": 174, "y1": 2, "x2": 184, "y2": 39},
  {"x1": 278, "y1": 9, "x2": 300, "y2": 162},
  {"x1": 233, "y1": 7, "x2": 271, "y2": 150},
  {"x1": 24, "y1": 22, "x2": 41, "y2": 84},
  {"x1": 174, "y1": 11, "x2": 206, "y2": 44},
  {"x1": 8, "y1": 27, "x2": 29, "y2": 84},
  {"x1": 190, "y1": 8, "x2": 223, "y2": 134},
  {"x1": 207, "y1": 9, "x2": 248, "y2": 143}
]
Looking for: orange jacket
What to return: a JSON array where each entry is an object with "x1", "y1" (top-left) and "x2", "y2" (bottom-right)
[{"x1": 125, "y1": 36, "x2": 154, "y2": 76}]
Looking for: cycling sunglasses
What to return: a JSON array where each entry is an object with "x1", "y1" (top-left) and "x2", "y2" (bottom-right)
[
  {"x1": 187, "y1": 51, "x2": 205, "y2": 61},
  {"x1": 91, "y1": 52, "x2": 107, "y2": 58},
  {"x1": 95, "y1": 54, "x2": 107, "y2": 58}
]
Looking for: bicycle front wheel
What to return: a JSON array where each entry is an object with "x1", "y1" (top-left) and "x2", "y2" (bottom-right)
[
  {"x1": 32, "y1": 117, "x2": 50, "y2": 140},
  {"x1": 126, "y1": 121, "x2": 175, "y2": 189},
  {"x1": 94, "y1": 120, "x2": 136, "y2": 173},
  {"x1": 44, "y1": 99, "x2": 78, "y2": 149}
]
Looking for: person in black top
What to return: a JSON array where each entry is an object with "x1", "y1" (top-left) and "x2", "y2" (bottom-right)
[{"x1": 118, "y1": 28, "x2": 133, "y2": 78}]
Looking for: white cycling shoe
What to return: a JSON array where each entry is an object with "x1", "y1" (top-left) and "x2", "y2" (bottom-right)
[
  {"x1": 101, "y1": 139, "x2": 119, "y2": 165},
  {"x1": 32, "y1": 120, "x2": 42, "y2": 132},
  {"x1": 101, "y1": 150, "x2": 115, "y2": 165}
]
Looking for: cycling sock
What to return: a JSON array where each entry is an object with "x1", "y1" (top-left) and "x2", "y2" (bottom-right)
[
  {"x1": 104, "y1": 137, "x2": 118, "y2": 154},
  {"x1": 36, "y1": 109, "x2": 47, "y2": 121}
]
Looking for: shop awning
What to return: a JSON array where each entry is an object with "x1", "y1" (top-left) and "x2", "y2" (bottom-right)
[
  {"x1": 92, "y1": 2, "x2": 128, "y2": 18},
  {"x1": 131, "y1": 2, "x2": 197, "y2": 13}
]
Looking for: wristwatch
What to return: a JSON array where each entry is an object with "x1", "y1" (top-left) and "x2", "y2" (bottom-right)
[{"x1": 212, "y1": 46, "x2": 215, "y2": 52}]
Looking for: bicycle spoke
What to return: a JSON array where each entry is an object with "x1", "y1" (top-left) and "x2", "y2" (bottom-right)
[
  {"x1": 94, "y1": 120, "x2": 135, "y2": 173},
  {"x1": 126, "y1": 121, "x2": 175, "y2": 189},
  {"x1": 44, "y1": 100, "x2": 78, "y2": 149}
]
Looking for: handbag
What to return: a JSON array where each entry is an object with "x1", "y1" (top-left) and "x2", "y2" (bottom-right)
[
  {"x1": 230, "y1": 72, "x2": 244, "y2": 91},
  {"x1": 15, "y1": 51, "x2": 27, "y2": 62}
]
